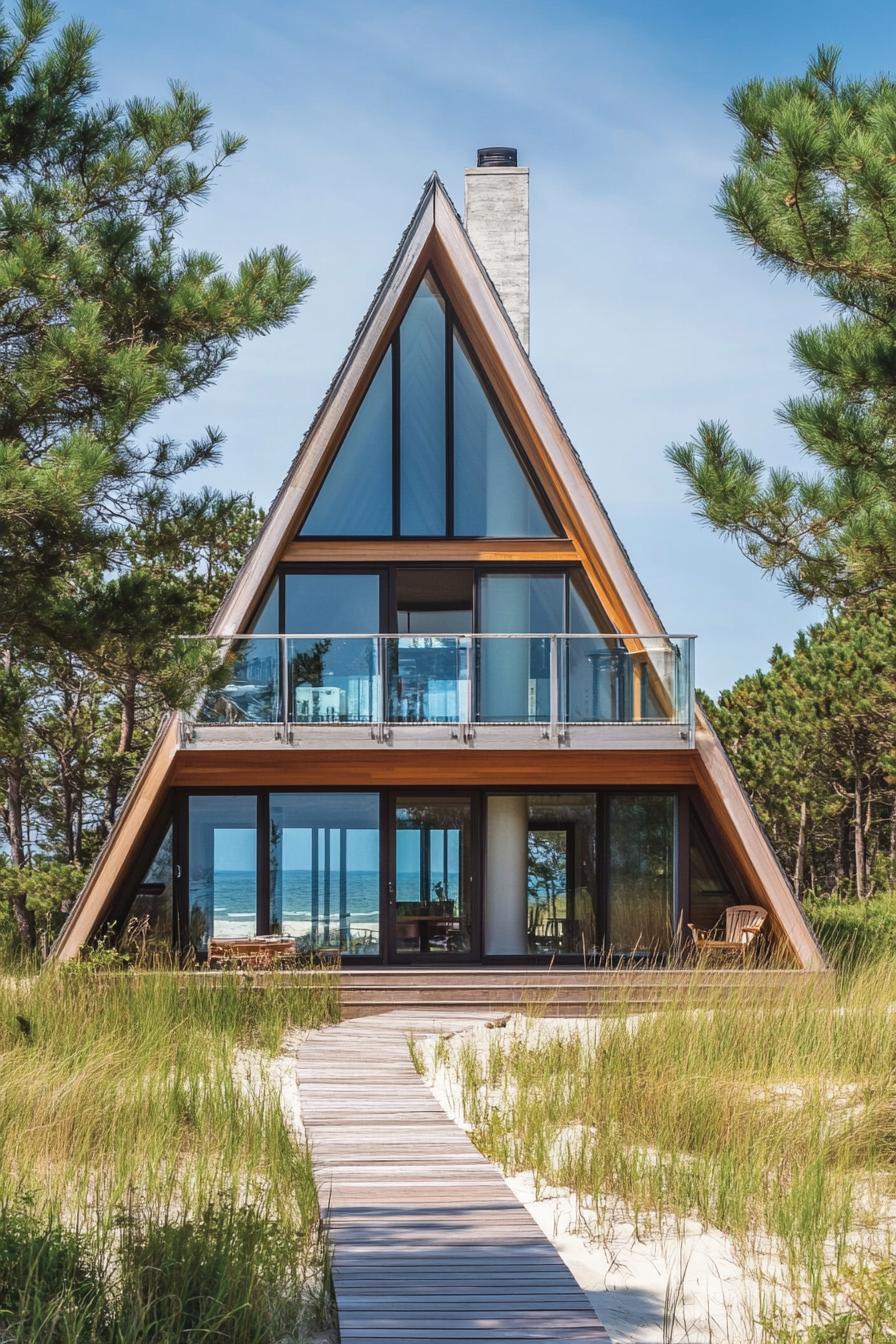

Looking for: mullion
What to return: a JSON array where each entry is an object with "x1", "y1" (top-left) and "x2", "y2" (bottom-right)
[
  {"x1": 392, "y1": 332, "x2": 401, "y2": 536},
  {"x1": 446, "y1": 304, "x2": 454, "y2": 536}
]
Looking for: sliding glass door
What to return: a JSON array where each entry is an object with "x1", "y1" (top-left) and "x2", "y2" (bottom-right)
[{"x1": 391, "y1": 795, "x2": 474, "y2": 958}]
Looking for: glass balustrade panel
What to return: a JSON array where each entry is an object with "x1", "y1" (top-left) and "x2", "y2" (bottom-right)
[
  {"x1": 287, "y1": 637, "x2": 380, "y2": 724},
  {"x1": 387, "y1": 637, "x2": 469, "y2": 723}
]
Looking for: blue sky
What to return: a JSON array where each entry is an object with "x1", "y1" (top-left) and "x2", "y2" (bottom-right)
[{"x1": 55, "y1": 1, "x2": 896, "y2": 694}]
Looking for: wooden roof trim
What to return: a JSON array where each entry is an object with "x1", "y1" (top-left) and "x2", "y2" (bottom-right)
[{"x1": 49, "y1": 716, "x2": 180, "y2": 960}]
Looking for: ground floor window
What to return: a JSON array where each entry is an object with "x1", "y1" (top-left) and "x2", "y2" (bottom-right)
[
  {"x1": 606, "y1": 793, "x2": 676, "y2": 954},
  {"x1": 111, "y1": 787, "x2": 743, "y2": 963},
  {"x1": 269, "y1": 792, "x2": 380, "y2": 955},
  {"x1": 188, "y1": 795, "x2": 258, "y2": 958}
]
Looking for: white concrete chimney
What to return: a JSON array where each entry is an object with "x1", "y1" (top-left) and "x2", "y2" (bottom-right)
[{"x1": 464, "y1": 147, "x2": 530, "y2": 351}]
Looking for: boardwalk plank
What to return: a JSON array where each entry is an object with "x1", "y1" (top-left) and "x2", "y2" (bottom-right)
[{"x1": 293, "y1": 1010, "x2": 609, "y2": 1344}]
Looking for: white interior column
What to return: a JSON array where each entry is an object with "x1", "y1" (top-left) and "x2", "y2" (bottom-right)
[{"x1": 485, "y1": 795, "x2": 529, "y2": 955}]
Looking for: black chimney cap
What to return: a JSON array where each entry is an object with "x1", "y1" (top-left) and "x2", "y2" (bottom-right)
[{"x1": 477, "y1": 147, "x2": 518, "y2": 168}]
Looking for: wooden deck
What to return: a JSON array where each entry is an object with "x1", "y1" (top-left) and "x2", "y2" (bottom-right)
[{"x1": 295, "y1": 1010, "x2": 610, "y2": 1343}]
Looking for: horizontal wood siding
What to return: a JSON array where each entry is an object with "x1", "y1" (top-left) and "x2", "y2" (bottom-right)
[{"x1": 170, "y1": 748, "x2": 699, "y2": 788}]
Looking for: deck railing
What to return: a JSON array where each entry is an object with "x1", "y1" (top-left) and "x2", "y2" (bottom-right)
[{"x1": 180, "y1": 632, "x2": 695, "y2": 737}]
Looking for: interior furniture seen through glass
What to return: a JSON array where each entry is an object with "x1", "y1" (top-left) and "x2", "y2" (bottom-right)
[
  {"x1": 394, "y1": 795, "x2": 472, "y2": 956},
  {"x1": 285, "y1": 572, "x2": 381, "y2": 723},
  {"x1": 187, "y1": 795, "x2": 258, "y2": 957},
  {"x1": 297, "y1": 269, "x2": 559, "y2": 539},
  {"x1": 269, "y1": 792, "x2": 380, "y2": 955},
  {"x1": 606, "y1": 793, "x2": 676, "y2": 955},
  {"x1": 391, "y1": 569, "x2": 473, "y2": 722}
]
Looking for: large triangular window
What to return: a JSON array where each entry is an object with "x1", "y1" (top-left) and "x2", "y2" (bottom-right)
[{"x1": 298, "y1": 270, "x2": 559, "y2": 538}]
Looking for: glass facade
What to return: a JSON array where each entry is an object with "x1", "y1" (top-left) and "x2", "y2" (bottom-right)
[
  {"x1": 453, "y1": 331, "x2": 554, "y2": 537},
  {"x1": 400, "y1": 276, "x2": 446, "y2": 535},
  {"x1": 299, "y1": 350, "x2": 393, "y2": 536},
  {"x1": 606, "y1": 794, "x2": 676, "y2": 954},
  {"x1": 394, "y1": 796, "x2": 472, "y2": 955},
  {"x1": 284, "y1": 572, "x2": 381, "y2": 723},
  {"x1": 270, "y1": 793, "x2": 380, "y2": 955},
  {"x1": 296, "y1": 269, "x2": 558, "y2": 539},
  {"x1": 478, "y1": 573, "x2": 565, "y2": 721},
  {"x1": 187, "y1": 795, "x2": 258, "y2": 956},
  {"x1": 121, "y1": 822, "x2": 174, "y2": 958},
  {"x1": 199, "y1": 579, "x2": 280, "y2": 724},
  {"x1": 689, "y1": 808, "x2": 735, "y2": 933},
  {"x1": 114, "y1": 789, "x2": 738, "y2": 963},
  {"x1": 485, "y1": 794, "x2": 598, "y2": 956}
]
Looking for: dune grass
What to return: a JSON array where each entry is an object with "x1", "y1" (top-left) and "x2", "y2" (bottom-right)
[
  {"x1": 447, "y1": 958, "x2": 896, "y2": 1328},
  {"x1": 0, "y1": 967, "x2": 339, "y2": 1342}
]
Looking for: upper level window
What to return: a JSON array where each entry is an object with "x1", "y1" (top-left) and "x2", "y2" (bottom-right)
[
  {"x1": 400, "y1": 274, "x2": 446, "y2": 535},
  {"x1": 297, "y1": 270, "x2": 559, "y2": 539},
  {"x1": 300, "y1": 350, "x2": 393, "y2": 536}
]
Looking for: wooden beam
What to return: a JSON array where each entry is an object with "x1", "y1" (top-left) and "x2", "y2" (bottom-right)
[
  {"x1": 171, "y1": 748, "x2": 698, "y2": 788},
  {"x1": 281, "y1": 538, "x2": 580, "y2": 565}
]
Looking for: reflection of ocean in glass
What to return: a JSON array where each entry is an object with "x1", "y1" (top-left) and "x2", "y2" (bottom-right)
[
  {"x1": 200, "y1": 869, "x2": 383, "y2": 944},
  {"x1": 196, "y1": 866, "x2": 460, "y2": 942}
]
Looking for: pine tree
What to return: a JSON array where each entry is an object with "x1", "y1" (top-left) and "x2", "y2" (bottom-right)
[
  {"x1": 704, "y1": 606, "x2": 896, "y2": 899},
  {"x1": 667, "y1": 46, "x2": 896, "y2": 603},
  {"x1": 0, "y1": 1, "x2": 312, "y2": 635},
  {"x1": 0, "y1": 3, "x2": 313, "y2": 943}
]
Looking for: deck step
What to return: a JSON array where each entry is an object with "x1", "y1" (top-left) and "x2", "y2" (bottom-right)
[{"x1": 334, "y1": 968, "x2": 830, "y2": 1018}]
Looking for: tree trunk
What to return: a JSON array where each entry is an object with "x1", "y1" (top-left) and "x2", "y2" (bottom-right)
[
  {"x1": 854, "y1": 776, "x2": 867, "y2": 902},
  {"x1": 3, "y1": 758, "x2": 35, "y2": 947},
  {"x1": 837, "y1": 808, "x2": 851, "y2": 886},
  {"x1": 793, "y1": 799, "x2": 808, "y2": 901},
  {"x1": 102, "y1": 675, "x2": 137, "y2": 839}
]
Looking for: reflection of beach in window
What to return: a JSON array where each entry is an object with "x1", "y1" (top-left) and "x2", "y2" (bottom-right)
[
  {"x1": 187, "y1": 795, "x2": 258, "y2": 956},
  {"x1": 269, "y1": 793, "x2": 380, "y2": 956}
]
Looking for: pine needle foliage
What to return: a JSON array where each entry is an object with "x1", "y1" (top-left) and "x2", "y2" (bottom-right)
[
  {"x1": 0, "y1": 0, "x2": 313, "y2": 638},
  {"x1": 668, "y1": 47, "x2": 896, "y2": 602}
]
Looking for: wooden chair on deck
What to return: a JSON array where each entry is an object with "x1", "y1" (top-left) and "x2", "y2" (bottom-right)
[{"x1": 688, "y1": 905, "x2": 768, "y2": 963}]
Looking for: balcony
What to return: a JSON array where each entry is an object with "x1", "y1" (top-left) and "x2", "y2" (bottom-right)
[{"x1": 178, "y1": 633, "x2": 695, "y2": 751}]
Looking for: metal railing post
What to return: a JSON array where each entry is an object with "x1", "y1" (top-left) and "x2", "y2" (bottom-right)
[
  {"x1": 378, "y1": 636, "x2": 387, "y2": 741},
  {"x1": 280, "y1": 635, "x2": 289, "y2": 743},
  {"x1": 549, "y1": 635, "x2": 559, "y2": 739}
]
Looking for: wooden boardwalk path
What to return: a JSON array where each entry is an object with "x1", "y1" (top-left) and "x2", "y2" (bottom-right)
[{"x1": 295, "y1": 1010, "x2": 610, "y2": 1344}]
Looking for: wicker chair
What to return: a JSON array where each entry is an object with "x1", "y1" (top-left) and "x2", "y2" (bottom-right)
[{"x1": 688, "y1": 905, "x2": 768, "y2": 962}]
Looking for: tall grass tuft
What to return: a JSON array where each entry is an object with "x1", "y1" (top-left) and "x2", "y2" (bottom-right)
[
  {"x1": 449, "y1": 958, "x2": 896, "y2": 1313},
  {"x1": 0, "y1": 967, "x2": 339, "y2": 1341}
]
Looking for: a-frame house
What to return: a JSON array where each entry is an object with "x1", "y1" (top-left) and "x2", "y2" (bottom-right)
[{"x1": 51, "y1": 151, "x2": 824, "y2": 978}]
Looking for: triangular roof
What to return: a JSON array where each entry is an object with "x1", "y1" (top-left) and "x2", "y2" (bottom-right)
[{"x1": 51, "y1": 174, "x2": 824, "y2": 969}]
